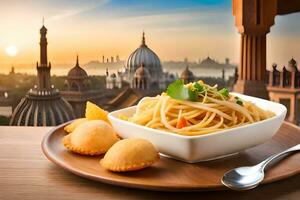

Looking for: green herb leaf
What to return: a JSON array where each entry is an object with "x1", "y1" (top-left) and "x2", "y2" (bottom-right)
[
  {"x1": 219, "y1": 88, "x2": 229, "y2": 97},
  {"x1": 166, "y1": 80, "x2": 190, "y2": 100},
  {"x1": 166, "y1": 79, "x2": 198, "y2": 101}
]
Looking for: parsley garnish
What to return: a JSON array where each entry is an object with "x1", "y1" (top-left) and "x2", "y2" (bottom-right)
[
  {"x1": 166, "y1": 80, "x2": 230, "y2": 102},
  {"x1": 193, "y1": 82, "x2": 204, "y2": 93},
  {"x1": 219, "y1": 88, "x2": 229, "y2": 98}
]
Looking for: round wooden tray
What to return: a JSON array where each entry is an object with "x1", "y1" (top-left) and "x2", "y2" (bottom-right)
[{"x1": 41, "y1": 122, "x2": 300, "y2": 191}]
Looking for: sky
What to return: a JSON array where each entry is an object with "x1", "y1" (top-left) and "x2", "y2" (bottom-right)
[{"x1": 0, "y1": 0, "x2": 299, "y2": 71}]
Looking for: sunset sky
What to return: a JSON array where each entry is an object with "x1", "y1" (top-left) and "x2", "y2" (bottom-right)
[{"x1": 0, "y1": 0, "x2": 299, "y2": 71}]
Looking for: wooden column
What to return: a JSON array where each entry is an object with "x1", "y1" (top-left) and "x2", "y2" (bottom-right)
[{"x1": 232, "y1": 0, "x2": 277, "y2": 99}]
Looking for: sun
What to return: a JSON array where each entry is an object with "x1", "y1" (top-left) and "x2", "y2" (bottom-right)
[{"x1": 5, "y1": 45, "x2": 18, "y2": 57}]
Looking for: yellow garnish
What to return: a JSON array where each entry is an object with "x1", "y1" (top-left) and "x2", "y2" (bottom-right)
[{"x1": 85, "y1": 101, "x2": 111, "y2": 125}]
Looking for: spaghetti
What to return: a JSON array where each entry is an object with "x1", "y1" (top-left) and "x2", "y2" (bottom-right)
[{"x1": 124, "y1": 80, "x2": 275, "y2": 136}]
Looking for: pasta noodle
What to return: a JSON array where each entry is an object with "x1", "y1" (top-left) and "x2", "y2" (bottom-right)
[{"x1": 123, "y1": 80, "x2": 275, "y2": 136}]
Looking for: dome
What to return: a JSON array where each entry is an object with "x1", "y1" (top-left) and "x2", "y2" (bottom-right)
[
  {"x1": 180, "y1": 66, "x2": 194, "y2": 79},
  {"x1": 10, "y1": 90, "x2": 75, "y2": 126},
  {"x1": 200, "y1": 56, "x2": 217, "y2": 65},
  {"x1": 180, "y1": 66, "x2": 194, "y2": 84},
  {"x1": 67, "y1": 55, "x2": 88, "y2": 79},
  {"x1": 126, "y1": 32, "x2": 162, "y2": 79},
  {"x1": 134, "y1": 63, "x2": 150, "y2": 78}
]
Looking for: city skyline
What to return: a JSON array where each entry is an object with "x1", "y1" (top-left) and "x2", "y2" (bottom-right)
[{"x1": 0, "y1": 0, "x2": 300, "y2": 70}]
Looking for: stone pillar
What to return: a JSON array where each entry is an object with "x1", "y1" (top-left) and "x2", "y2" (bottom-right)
[{"x1": 232, "y1": 0, "x2": 277, "y2": 99}]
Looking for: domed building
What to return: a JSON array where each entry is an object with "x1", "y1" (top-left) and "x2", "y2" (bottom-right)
[
  {"x1": 64, "y1": 55, "x2": 89, "y2": 91},
  {"x1": 124, "y1": 32, "x2": 164, "y2": 89},
  {"x1": 132, "y1": 63, "x2": 150, "y2": 89},
  {"x1": 105, "y1": 32, "x2": 175, "y2": 90},
  {"x1": 180, "y1": 66, "x2": 194, "y2": 84},
  {"x1": 104, "y1": 32, "x2": 176, "y2": 111},
  {"x1": 61, "y1": 55, "x2": 105, "y2": 117},
  {"x1": 10, "y1": 24, "x2": 75, "y2": 126}
]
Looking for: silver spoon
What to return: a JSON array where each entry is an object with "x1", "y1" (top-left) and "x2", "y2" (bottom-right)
[{"x1": 221, "y1": 144, "x2": 300, "y2": 190}]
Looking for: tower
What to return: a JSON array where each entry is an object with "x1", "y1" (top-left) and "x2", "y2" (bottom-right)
[
  {"x1": 10, "y1": 23, "x2": 75, "y2": 126},
  {"x1": 37, "y1": 25, "x2": 51, "y2": 90}
]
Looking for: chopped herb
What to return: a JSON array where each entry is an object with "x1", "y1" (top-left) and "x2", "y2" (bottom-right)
[
  {"x1": 188, "y1": 89, "x2": 198, "y2": 101},
  {"x1": 193, "y1": 82, "x2": 204, "y2": 93},
  {"x1": 234, "y1": 96, "x2": 243, "y2": 106},
  {"x1": 236, "y1": 100, "x2": 243, "y2": 106},
  {"x1": 219, "y1": 88, "x2": 229, "y2": 97},
  {"x1": 166, "y1": 80, "x2": 198, "y2": 101}
]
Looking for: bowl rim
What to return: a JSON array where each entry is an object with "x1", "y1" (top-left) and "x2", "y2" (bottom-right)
[{"x1": 108, "y1": 93, "x2": 287, "y2": 139}]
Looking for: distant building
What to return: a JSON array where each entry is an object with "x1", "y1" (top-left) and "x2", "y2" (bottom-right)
[
  {"x1": 10, "y1": 24, "x2": 75, "y2": 126},
  {"x1": 106, "y1": 32, "x2": 174, "y2": 90},
  {"x1": 64, "y1": 55, "x2": 90, "y2": 92},
  {"x1": 197, "y1": 56, "x2": 235, "y2": 69},
  {"x1": 105, "y1": 69, "x2": 123, "y2": 89},
  {"x1": 267, "y1": 58, "x2": 300, "y2": 125},
  {"x1": 9, "y1": 66, "x2": 15, "y2": 75},
  {"x1": 61, "y1": 55, "x2": 104, "y2": 117},
  {"x1": 180, "y1": 66, "x2": 194, "y2": 84},
  {"x1": 104, "y1": 32, "x2": 175, "y2": 110}
]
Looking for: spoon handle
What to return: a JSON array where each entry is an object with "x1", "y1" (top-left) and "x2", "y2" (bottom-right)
[{"x1": 259, "y1": 144, "x2": 300, "y2": 170}]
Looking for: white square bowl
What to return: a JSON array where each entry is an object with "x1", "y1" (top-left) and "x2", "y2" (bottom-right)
[{"x1": 108, "y1": 93, "x2": 287, "y2": 163}]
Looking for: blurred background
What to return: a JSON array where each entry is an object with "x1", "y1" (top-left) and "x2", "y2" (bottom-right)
[{"x1": 0, "y1": 0, "x2": 299, "y2": 126}]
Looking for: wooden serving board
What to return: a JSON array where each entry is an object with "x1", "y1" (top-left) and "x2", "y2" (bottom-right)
[{"x1": 42, "y1": 122, "x2": 300, "y2": 191}]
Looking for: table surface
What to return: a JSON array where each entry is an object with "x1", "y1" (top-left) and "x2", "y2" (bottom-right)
[{"x1": 0, "y1": 126, "x2": 299, "y2": 200}]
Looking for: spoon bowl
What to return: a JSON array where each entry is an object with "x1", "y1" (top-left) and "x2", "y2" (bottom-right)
[{"x1": 221, "y1": 166, "x2": 264, "y2": 190}]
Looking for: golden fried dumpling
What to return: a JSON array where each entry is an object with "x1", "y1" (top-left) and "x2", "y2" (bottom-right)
[
  {"x1": 64, "y1": 118, "x2": 88, "y2": 133},
  {"x1": 100, "y1": 138, "x2": 160, "y2": 172},
  {"x1": 62, "y1": 120, "x2": 119, "y2": 155}
]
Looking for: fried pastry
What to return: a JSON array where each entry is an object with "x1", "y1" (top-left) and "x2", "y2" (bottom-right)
[
  {"x1": 100, "y1": 138, "x2": 160, "y2": 172},
  {"x1": 64, "y1": 118, "x2": 88, "y2": 133},
  {"x1": 62, "y1": 120, "x2": 119, "y2": 156}
]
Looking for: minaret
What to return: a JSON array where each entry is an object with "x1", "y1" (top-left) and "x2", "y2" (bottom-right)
[{"x1": 37, "y1": 21, "x2": 51, "y2": 90}]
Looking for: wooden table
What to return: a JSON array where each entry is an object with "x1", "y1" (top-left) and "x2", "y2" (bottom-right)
[{"x1": 0, "y1": 126, "x2": 299, "y2": 200}]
